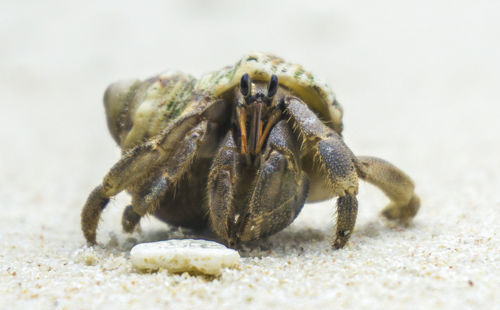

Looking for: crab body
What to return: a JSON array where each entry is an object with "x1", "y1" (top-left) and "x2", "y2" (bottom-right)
[{"x1": 82, "y1": 53, "x2": 420, "y2": 248}]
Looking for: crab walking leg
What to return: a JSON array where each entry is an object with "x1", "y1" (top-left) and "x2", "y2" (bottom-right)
[
  {"x1": 316, "y1": 136, "x2": 360, "y2": 248},
  {"x1": 243, "y1": 121, "x2": 309, "y2": 242},
  {"x1": 81, "y1": 111, "x2": 204, "y2": 244},
  {"x1": 206, "y1": 130, "x2": 240, "y2": 245},
  {"x1": 284, "y1": 96, "x2": 359, "y2": 248},
  {"x1": 121, "y1": 121, "x2": 209, "y2": 233},
  {"x1": 81, "y1": 185, "x2": 110, "y2": 244},
  {"x1": 120, "y1": 174, "x2": 170, "y2": 233},
  {"x1": 333, "y1": 193, "x2": 358, "y2": 248},
  {"x1": 81, "y1": 141, "x2": 163, "y2": 243},
  {"x1": 103, "y1": 113, "x2": 202, "y2": 196},
  {"x1": 135, "y1": 121, "x2": 208, "y2": 214},
  {"x1": 356, "y1": 156, "x2": 420, "y2": 222}
]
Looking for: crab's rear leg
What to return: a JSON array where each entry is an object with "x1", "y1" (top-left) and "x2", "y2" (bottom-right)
[
  {"x1": 81, "y1": 111, "x2": 205, "y2": 245},
  {"x1": 356, "y1": 156, "x2": 420, "y2": 222},
  {"x1": 284, "y1": 96, "x2": 359, "y2": 248}
]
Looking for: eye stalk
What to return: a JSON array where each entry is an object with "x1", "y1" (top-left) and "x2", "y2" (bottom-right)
[
  {"x1": 267, "y1": 74, "x2": 278, "y2": 98},
  {"x1": 240, "y1": 73, "x2": 251, "y2": 97}
]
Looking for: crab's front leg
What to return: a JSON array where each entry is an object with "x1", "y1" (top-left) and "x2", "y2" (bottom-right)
[
  {"x1": 206, "y1": 121, "x2": 309, "y2": 246},
  {"x1": 356, "y1": 156, "x2": 420, "y2": 222},
  {"x1": 205, "y1": 130, "x2": 241, "y2": 246},
  {"x1": 81, "y1": 110, "x2": 206, "y2": 245},
  {"x1": 285, "y1": 96, "x2": 360, "y2": 249},
  {"x1": 244, "y1": 120, "x2": 309, "y2": 242},
  {"x1": 80, "y1": 138, "x2": 162, "y2": 245}
]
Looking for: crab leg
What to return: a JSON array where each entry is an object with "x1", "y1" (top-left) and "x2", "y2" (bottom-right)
[
  {"x1": 135, "y1": 120, "x2": 208, "y2": 215},
  {"x1": 206, "y1": 130, "x2": 241, "y2": 246},
  {"x1": 356, "y1": 156, "x2": 420, "y2": 222},
  {"x1": 120, "y1": 121, "x2": 209, "y2": 233},
  {"x1": 207, "y1": 122, "x2": 309, "y2": 246},
  {"x1": 244, "y1": 121, "x2": 309, "y2": 242},
  {"x1": 284, "y1": 96, "x2": 420, "y2": 248},
  {"x1": 284, "y1": 96, "x2": 359, "y2": 248},
  {"x1": 102, "y1": 113, "x2": 202, "y2": 196},
  {"x1": 81, "y1": 107, "x2": 208, "y2": 245}
]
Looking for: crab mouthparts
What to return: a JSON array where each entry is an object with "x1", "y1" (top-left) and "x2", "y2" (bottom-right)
[
  {"x1": 248, "y1": 102, "x2": 263, "y2": 154},
  {"x1": 238, "y1": 101, "x2": 276, "y2": 158}
]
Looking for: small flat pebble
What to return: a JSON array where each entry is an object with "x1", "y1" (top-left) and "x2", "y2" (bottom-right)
[{"x1": 130, "y1": 239, "x2": 240, "y2": 275}]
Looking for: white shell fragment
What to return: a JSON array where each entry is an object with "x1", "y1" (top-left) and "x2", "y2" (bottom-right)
[{"x1": 130, "y1": 239, "x2": 240, "y2": 275}]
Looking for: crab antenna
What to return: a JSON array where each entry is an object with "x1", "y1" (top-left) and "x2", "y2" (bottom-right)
[
  {"x1": 267, "y1": 74, "x2": 278, "y2": 98},
  {"x1": 240, "y1": 73, "x2": 251, "y2": 97}
]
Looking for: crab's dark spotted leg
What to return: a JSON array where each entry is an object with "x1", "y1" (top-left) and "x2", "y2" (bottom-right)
[
  {"x1": 207, "y1": 121, "x2": 309, "y2": 247},
  {"x1": 333, "y1": 193, "x2": 358, "y2": 249},
  {"x1": 206, "y1": 130, "x2": 240, "y2": 246},
  {"x1": 243, "y1": 120, "x2": 309, "y2": 242},
  {"x1": 81, "y1": 106, "x2": 212, "y2": 245},
  {"x1": 81, "y1": 134, "x2": 166, "y2": 244},
  {"x1": 356, "y1": 156, "x2": 420, "y2": 223},
  {"x1": 284, "y1": 96, "x2": 359, "y2": 249},
  {"x1": 101, "y1": 114, "x2": 202, "y2": 196}
]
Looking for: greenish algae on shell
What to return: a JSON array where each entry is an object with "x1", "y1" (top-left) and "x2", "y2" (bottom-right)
[{"x1": 104, "y1": 52, "x2": 344, "y2": 151}]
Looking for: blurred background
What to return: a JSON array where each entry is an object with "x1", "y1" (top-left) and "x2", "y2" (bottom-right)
[{"x1": 1, "y1": 1, "x2": 499, "y2": 308}]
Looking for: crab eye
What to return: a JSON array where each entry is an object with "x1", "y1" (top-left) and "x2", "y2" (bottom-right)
[
  {"x1": 240, "y1": 73, "x2": 251, "y2": 97},
  {"x1": 267, "y1": 74, "x2": 278, "y2": 98}
]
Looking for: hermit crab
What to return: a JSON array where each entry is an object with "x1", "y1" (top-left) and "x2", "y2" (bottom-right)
[{"x1": 81, "y1": 52, "x2": 420, "y2": 249}]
